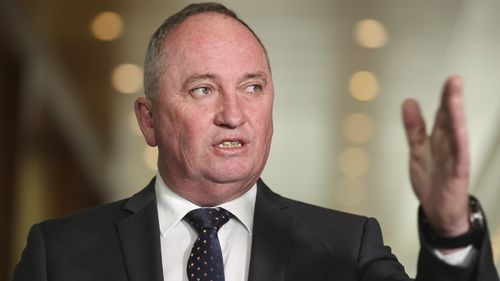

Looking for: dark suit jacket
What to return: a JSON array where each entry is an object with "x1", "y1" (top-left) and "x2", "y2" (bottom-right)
[{"x1": 13, "y1": 178, "x2": 499, "y2": 281}]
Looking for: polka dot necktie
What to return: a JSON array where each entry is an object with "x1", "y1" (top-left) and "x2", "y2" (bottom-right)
[{"x1": 184, "y1": 208, "x2": 231, "y2": 281}]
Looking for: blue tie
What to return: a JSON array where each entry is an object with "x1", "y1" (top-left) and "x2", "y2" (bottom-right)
[{"x1": 184, "y1": 208, "x2": 231, "y2": 281}]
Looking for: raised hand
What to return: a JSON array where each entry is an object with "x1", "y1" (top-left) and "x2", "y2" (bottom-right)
[{"x1": 402, "y1": 76, "x2": 470, "y2": 238}]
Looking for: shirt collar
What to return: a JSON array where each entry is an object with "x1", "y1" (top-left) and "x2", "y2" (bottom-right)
[{"x1": 155, "y1": 174, "x2": 256, "y2": 236}]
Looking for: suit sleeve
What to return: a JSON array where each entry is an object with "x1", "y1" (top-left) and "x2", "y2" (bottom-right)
[
  {"x1": 416, "y1": 220, "x2": 500, "y2": 281},
  {"x1": 357, "y1": 217, "x2": 411, "y2": 281},
  {"x1": 357, "y1": 217, "x2": 499, "y2": 281},
  {"x1": 13, "y1": 224, "x2": 49, "y2": 281}
]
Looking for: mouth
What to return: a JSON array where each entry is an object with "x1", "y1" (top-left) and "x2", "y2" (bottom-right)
[
  {"x1": 212, "y1": 136, "x2": 248, "y2": 151},
  {"x1": 211, "y1": 137, "x2": 248, "y2": 157},
  {"x1": 217, "y1": 140, "x2": 243, "y2": 148}
]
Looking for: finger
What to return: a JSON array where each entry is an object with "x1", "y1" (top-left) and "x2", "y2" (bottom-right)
[
  {"x1": 430, "y1": 76, "x2": 470, "y2": 180},
  {"x1": 431, "y1": 78, "x2": 454, "y2": 138},
  {"x1": 402, "y1": 98, "x2": 427, "y2": 149},
  {"x1": 445, "y1": 76, "x2": 470, "y2": 174}
]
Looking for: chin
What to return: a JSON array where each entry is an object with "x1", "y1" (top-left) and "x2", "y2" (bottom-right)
[
  {"x1": 204, "y1": 170, "x2": 258, "y2": 186},
  {"x1": 201, "y1": 158, "x2": 263, "y2": 185}
]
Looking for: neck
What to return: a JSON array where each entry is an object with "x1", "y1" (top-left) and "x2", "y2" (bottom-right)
[{"x1": 158, "y1": 172, "x2": 257, "y2": 207}]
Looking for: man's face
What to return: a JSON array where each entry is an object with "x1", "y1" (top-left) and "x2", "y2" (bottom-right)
[{"x1": 143, "y1": 13, "x2": 274, "y2": 200}]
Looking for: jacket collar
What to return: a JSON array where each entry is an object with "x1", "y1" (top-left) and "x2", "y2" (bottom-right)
[
  {"x1": 116, "y1": 177, "x2": 294, "y2": 281},
  {"x1": 117, "y1": 178, "x2": 164, "y2": 281},
  {"x1": 248, "y1": 179, "x2": 295, "y2": 281}
]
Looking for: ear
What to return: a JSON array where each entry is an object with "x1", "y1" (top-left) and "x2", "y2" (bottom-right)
[{"x1": 134, "y1": 97, "x2": 157, "y2": 147}]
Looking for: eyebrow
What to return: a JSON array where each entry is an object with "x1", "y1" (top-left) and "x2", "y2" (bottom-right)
[
  {"x1": 182, "y1": 71, "x2": 268, "y2": 89},
  {"x1": 239, "y1": 71, "x2": 267, "y2": 85},
  {"x1": 182, "y1": 73, "x2": 220, "y2": 90}
]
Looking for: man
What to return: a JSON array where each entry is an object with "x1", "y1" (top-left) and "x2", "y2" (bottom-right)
[{"x1": 13, "y1": 3, "x2": 499, "y2": 281}]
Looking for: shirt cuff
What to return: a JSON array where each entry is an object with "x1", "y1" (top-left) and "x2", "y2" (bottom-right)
[{"x1": 433, "y1": 245, "x2": 477, "y2": 267}]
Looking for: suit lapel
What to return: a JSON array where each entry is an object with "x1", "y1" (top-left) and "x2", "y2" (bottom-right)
[
  {"x1": 248, "y1": 179, "x2": 295, "y2": 281},
  {"x1": 115, "y1": 178, "x2": 294, "y2": 281},
  {"x1": 116, "y1": 179, "x2": 163, "y2": 281}
]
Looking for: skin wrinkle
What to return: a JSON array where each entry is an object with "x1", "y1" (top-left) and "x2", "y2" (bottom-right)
[{"x1": 135, "y1": 13, "x2": 273, "y2": 206}]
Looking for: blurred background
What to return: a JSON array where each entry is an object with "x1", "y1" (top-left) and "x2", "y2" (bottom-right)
[{"x1": 1, "y1": 0, "x2": 499, "y2": 279}]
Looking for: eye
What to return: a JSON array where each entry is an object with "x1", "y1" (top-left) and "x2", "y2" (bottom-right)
[
  {"x1": 191, "y1": 87, "x2": 211, "y2": 97},
  {"x1": 245, "y1": 84, "x2": 263, "y2": 94}
]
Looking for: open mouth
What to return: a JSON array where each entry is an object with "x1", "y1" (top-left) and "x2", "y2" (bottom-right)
[{"x1": 218, "y1": 140, "x2": 243, "y2": 148}]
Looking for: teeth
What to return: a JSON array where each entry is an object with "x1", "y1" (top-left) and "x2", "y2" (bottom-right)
[{"x1": 218, "y1": 141, "x2": 242, "y2": 148}]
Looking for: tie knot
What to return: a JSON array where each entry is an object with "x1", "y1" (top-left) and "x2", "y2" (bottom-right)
[{"x1": 184, "y1": 208, "x2": 231, "y2": 234}]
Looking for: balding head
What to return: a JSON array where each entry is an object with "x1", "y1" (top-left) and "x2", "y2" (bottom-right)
[{"x1": 143, "y1": 2, "x2": 270, "y2": 100}]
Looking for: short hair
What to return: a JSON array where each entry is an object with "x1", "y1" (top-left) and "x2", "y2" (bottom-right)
[{"x1": 143, "y1": 2, "x2": 269, "y2": 99}]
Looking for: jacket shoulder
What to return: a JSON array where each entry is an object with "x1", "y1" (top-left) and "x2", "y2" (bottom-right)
[
  {"x1": 39, "y1": 180, "x2": 156, "y2": 235},
  {"x1": 39, "y1": 198, "x2": 129, "y2": 233},
  {"x1": 284, "y1": 196, "x2": 372, "y2": 241}
]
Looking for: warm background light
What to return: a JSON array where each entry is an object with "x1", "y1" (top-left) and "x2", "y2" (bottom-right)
[
  {"x1": 337, "y1": 178, "x2": 366, "y2": 207},
  {"x1": 129, "y1": 111, "x2": 143, "y2": 136},
  {"x1": 143, "y1": 146, "x2": 158, "y2": 171},
  {"x1": 5, "y1": 0, "x2": 500, "y2": 278},
  {"x1": 90, "y1": 11, "x2": 123, "y2": 41},
  {"x1": 338, "y1": 147, "x2": 369, "y2": 178},
  {"x1": 354, "y1": 19, "x2": 389, "y2": 49},
  {"x1": 111, "y1": 63, "x2": 143, "y2": 94},
  {"x1": 343, "y1": 113, "x2": 375, "y2": 144},
  {"x1": 349, "y1": 71, "x2": 379, "y2": 101},
  {"x1": 493, "y1": 226, "x2": 500, "y2": 264}
]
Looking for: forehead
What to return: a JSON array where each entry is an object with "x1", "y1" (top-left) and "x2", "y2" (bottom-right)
[{"x1": 163, "y1": 13, "x2": 269, "y2": 77}]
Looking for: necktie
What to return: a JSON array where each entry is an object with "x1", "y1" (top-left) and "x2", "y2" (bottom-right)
[{"x1": 184, "y1": 208, "x2": 231, "y2": 281}]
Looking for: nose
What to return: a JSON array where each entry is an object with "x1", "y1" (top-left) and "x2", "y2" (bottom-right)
[{"x1": 214, "y1": 93, "x2": 246, "y2": 129}]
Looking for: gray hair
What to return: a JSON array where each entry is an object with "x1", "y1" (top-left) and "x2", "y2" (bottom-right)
[{"x1": 143, "y1": 2, "x2": 269, "y2": 99}]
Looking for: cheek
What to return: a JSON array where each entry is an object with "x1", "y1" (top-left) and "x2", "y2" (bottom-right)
[
  {"x1": 177, "y1": 110, "x2": 214, "y2": 150},
  {"x1": 255, "y1": 104, "x2": 274, "y2": 135},
  {"x1": 154, "y1": 108, "x2": 185, "y2": 149}
]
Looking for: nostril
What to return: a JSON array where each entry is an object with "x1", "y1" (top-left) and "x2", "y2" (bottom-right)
[{"x1": 214, "y1": 107, "x2": 246, "y2": 129}]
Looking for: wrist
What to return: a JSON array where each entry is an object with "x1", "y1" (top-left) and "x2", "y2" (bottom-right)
[
  {"x1": 419, "y1": 196, "x2": 485, "y2": 249},
  {"x1": 434, "y1": 215, "x2": 470, "y2": 238}
]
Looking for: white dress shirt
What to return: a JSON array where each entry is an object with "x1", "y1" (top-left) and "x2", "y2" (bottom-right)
[
  {"x1": 154, "y1": 174, "x2": 474, "y2": 280},
  {"x1": 155, "y1": 175, "x2": 256, "y2": 281}
]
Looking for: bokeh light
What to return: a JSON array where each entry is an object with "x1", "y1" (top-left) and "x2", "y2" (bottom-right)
[
  {"x1": 354, "y1": 19, "x2": 388, "y2": 48},
  {"x1": 90, "y1": 11, "x2": 123, "y2": 41},
  {"x1": 349, "y1": 71, "x2": 379, "y2": 101},
  {"x1": 343, "y1": 113, "x2": 375, "y2": 144},
  {"x1": 112, "y1": 63, "x2": 143, "y2": 94},
  {"x1": 338, "y1": 178, "x2": 366, "y2": 207},
  {"x1": 338, "y1": 147, "x2": 369, "y2": 178}
]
